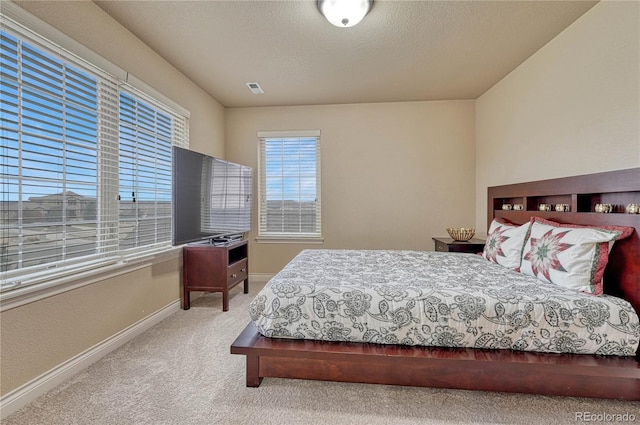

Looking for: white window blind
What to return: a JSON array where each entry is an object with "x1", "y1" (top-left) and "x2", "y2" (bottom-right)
[
  {"x1": 1, "y1": 29, "x2": 120, "y2": 286},
  {"x1": 0, "y1": 8, "x2": 189, "y2": 293},
  {"x1": 258, "y1": 131, "x2": 321, "y2": 239},
  {"x1": 200, "y1": 157, "x2": 252, "y2": 233},
  {"x1": 118, "y1": 89, "x2": 184, "y2": 252}
]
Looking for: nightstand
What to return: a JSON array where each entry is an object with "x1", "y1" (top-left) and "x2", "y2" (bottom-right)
[
  {"x1": 182, "y1": 240, "x2": 249, "y2": 311},
  {"x1": 432, "y1": 237, "x2": 485, "y2": 254}
]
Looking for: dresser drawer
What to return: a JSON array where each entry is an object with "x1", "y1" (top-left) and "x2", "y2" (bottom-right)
[{"x1": 228, "y1": 259, "x2": 248, "y2": 284}]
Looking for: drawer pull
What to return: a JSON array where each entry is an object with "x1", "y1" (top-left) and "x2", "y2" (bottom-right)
[
  {"x1": 231, "y1": 273, "x2": 237, "y2": 278},
  {"x1": 241, "y1": 268, "x2": 246, "y2": 272}
]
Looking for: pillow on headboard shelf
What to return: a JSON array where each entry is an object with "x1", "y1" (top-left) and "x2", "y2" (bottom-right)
[
  {"x1": 520, "y1": 217, "x2": 634, "y2": 295},
  {"x1": 482, "y1": 218, "x2": 530, "y2": 270}
]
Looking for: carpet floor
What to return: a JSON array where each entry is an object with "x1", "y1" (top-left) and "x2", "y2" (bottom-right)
[{"x1": 2, "y1": 281, "x2": 638, "y2": 425}]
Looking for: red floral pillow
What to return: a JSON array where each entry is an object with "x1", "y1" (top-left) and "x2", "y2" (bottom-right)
[
  {"x1": 482, "y1": 218, "x2": 530, "y2": 269},
  {"x1": 519, "y1": 217, "x2": 634, "y2": 295}
]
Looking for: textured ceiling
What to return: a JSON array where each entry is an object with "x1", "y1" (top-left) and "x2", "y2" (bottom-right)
[{"x1": 93, "y1": 0, "x2": 598, "y2": 108}]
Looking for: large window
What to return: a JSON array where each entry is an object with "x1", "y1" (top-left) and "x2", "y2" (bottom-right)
[
  {"x1": 0, "y1": 8, "x2": 189, "y2": 293},
  {"x1": 257, "y1": 131, "x2": 322, "y2": 241}
]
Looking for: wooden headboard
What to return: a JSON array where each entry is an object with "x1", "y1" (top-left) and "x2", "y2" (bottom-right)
[{"x1": 487, "y1": 168, "x2": 640, "y2": 317}]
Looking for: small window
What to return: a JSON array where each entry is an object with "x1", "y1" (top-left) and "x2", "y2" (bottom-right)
[{"x1": 257, "y1": 131, "x2": 322, "y2": 242}]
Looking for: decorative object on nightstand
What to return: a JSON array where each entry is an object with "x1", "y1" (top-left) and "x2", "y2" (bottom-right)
[
  {"x1": 446, "y1": 227, "x2": 476, "y2": 241},
  {"x1": 433, "y1": 237, "x2": 486, "y2": 254}
]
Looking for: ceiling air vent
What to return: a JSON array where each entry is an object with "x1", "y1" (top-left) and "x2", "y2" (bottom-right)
[{"x1": 246, "y1": 82, "x2": 264, "y2": 94}]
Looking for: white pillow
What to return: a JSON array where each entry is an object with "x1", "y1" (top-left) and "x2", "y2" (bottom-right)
[
  {"x1": 482, "y1": 219, "x2": 530, "y2": 270},
  {"x1": 519, "y1": 218, "x2": 629, "y2": 295}
]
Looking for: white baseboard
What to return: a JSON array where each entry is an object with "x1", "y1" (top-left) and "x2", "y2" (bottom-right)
[{"x1": 0, "y1": 300, "x2": 181, "y2": 420}]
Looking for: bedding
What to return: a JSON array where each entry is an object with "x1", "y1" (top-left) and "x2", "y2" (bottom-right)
[
  {"x1": 249, "y1": 249, "x2": 640, "y2": 356},
  {"x1": 483, "y1": 218, "x2": 529, "y2": 269},
  {"x1": 520, "y1": 217, "x2": 634, "y2": 295}
]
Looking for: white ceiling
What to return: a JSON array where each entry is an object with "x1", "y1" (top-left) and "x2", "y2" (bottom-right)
[{"x1": 93, "y1": 0, "x2": 598, "y2": 108}]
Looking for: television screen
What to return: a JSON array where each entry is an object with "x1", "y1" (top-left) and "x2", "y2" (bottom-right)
[{"x1": 172, "y1": 146, "x2": 252, "y2": 245}]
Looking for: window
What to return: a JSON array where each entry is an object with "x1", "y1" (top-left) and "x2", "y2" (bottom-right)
[
  {"x1": 0, "y1": 6, "x2": 189, "y2": 293},
  {"x1": 118, "y1": 91, "x2": 173, "y2": 251},
  {"x1": 257, "y1": 131, "x2": 322, "y2": 241}
]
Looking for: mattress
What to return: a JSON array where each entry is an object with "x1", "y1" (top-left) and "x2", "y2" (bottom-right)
[{"x1": 249, "y1": 249, "x2": 640, "y2": 356}]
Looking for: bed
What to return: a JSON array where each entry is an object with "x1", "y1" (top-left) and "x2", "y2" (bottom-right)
[{"x1": 231, "y1": 168, "x2": 640, "y2": 400}]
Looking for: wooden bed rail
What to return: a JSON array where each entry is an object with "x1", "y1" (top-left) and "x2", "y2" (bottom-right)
[{"x1": 231, "y1": 323, "x2": 640, "y2": 399}]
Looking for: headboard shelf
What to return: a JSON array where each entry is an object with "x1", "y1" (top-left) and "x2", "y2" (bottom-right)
[
  {"x1": 492, "y1": 171, "x2": 640, "y2": 215},
  {"x1": 494, "y1": 210, "x2": 640, "y2": 227},
  {"x1": 577, "y1": 191, "x2": 640, "y2": 214},
  {"x1": 488, "y1": 168, "x2": 640, "y2": 319}
]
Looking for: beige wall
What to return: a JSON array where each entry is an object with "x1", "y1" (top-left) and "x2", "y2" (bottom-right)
[
  {"x1": 475, "y1": 0, "x2": 640, "y2": 233},
  {"x1": 0, "y1": 258, "x2": 180, "y2": 395},
  {"x1": 226, "y1": 101, "x2": 476, "y2": 273},
  {"x1": 1, "y1": 1, "x2": 225, "y2": 397}
]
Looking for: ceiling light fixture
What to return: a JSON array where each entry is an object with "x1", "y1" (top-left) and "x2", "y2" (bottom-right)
[{"x1": 317, "y1": 0, "x2": 373, "y2": 28}]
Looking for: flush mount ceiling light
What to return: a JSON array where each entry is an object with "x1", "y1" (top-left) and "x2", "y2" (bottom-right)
[{"x1": 317, "y1": 0, "x2": 373, "y2": 28}]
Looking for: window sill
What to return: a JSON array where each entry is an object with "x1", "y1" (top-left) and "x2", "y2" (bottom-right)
[
  {"x1": 255, "y1": 236, "x2": 324, "y2": 244},
  {"x1": 0, "y1": 246, "x2": 182, "y2": 312}
]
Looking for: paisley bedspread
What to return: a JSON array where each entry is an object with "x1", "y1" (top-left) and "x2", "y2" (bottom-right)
[{"x1": 249, "y1": 249, "x2": 640, "y2": 356}]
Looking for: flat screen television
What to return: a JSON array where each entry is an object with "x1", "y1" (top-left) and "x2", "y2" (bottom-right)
[{"x1": 172, "y1": 146, "x2": 252, "y2": 245}]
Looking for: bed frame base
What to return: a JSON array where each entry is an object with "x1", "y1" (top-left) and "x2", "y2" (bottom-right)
[{"x1": 232, "y1": 323, "x2": 640, "y2": 400}]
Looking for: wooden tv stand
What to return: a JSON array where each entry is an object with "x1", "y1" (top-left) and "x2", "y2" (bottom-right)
[{"x1": 182, "y1": 240, "x2": 249, "y2": 311}]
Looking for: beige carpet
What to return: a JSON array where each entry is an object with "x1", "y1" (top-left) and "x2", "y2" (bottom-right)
[{"x1": 3, "y1": 281, "x2": 638, "y2": 425}]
